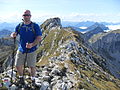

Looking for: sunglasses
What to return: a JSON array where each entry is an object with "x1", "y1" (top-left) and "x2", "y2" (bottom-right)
[{"x1": 23, "y1": 14, "x2": 31, "y2": 16}]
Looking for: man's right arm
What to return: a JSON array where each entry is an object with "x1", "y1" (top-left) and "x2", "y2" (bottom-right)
[
  {"x1": 11, "y1": 24, "x2": 20, "y2": 38},
  {"x1": 10, "y1": 32, "x2": 17, "y2": 38}
]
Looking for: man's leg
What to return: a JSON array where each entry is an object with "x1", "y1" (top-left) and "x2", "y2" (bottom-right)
[
  {"x1": 30, "y1": 67, "x2": 36, "y2": 83},
  {"x1": 15, "y1": 50, "x2": 25, "y2": 85},
  {"x1": 16, "y1": 65, "x2": 23, "y2": 76},
  {"x1": 30, "y1": 67, "x2": 36, "y2": 77},
  {"x1": 15, "y1": 51, "x2": 25, "y2": 76},
  {"x1": 27, "y1": 51, "x2": 37, "y2": 82}
]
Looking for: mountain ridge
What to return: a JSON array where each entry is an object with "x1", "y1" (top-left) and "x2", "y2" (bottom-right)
[{"x1": 0, "y1": 17, "x2": 120, "y2": 89}]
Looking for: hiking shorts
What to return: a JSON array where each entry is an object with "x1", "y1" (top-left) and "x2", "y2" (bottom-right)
[{"x1": 15, "y1": 50, "x2": 37, "y2": 67}]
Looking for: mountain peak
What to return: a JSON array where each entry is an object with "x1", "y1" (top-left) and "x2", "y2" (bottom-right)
[
  {"x1": 41, "y1": 17, "x2": 62, "y2": 31},
  {"x1": 94, "y1": 22, "x2": 100, "y2": 25},
  {"x1": 86, "y1": 22, "x2": 109, "y2": 31}
]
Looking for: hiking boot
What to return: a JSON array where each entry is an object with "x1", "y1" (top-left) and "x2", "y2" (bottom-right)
[
  {"x1": 16, "y1": 77, "x2": 25, "y2": 86},
  {"x1": 32, "y1": 79, "x2": 41, "y2": 89},
  {"x1": 31, "y1": 79, "x2": 36, "y2": 86}
]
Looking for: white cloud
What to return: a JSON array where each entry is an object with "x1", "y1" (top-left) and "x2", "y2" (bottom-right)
[
  {"x1": 107, "y1": 25, "x2": 120, "y2": 30},
  {"x1": 0, "y1": 12, "x2": 21, "y2": 22},
  {"x1": 0, "y1": 12, "x2": 120, "y2": 23},
  {"x1": 61, "y1": 13, "x2": 120, "y2": 23}
]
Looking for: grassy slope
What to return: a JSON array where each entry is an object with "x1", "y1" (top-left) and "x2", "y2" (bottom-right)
[{"x1": 36, "y1": 28, "x2": 120, "y2": 89}]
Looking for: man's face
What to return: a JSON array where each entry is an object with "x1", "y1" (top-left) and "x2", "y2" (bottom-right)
[{"x1": 23, "y1": 13, "x2": 31, "y2": 22}]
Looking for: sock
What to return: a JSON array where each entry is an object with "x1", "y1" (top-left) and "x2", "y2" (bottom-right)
[
  {"x1": 31, "y1": 76, "x2": 35, "y2": 81},
  {"x1": 19, "y1": 76, "x2": 23, "y2": 78}
]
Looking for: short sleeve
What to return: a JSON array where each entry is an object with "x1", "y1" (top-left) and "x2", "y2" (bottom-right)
[
  {"x1": 34, "y1": 23, "x2": 42, "y2": 36},
  {"x1": 15, "y1": 24, "x2": 20, "y2": 34}
]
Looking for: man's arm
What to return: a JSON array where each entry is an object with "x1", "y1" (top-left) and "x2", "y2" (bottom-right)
[
  {"x1": 32, "y1": 36, "x2": 42, "y2": 46},
  {"x1": 10, "y1": 32, "x2": 17, "y2": 38}
]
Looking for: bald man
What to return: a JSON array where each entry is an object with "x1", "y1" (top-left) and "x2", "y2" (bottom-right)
[{"x1": 11, "y1": 10, "x2": 42, "y2": 85}]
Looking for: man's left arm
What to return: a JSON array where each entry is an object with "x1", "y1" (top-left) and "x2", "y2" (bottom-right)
[
  {"x1": 26, "y1": 23, "x2": 42, "y2": 49},
  {"x1": 26, "y1": 36, "x2": 42, "y2": 49},
  {"x1": 32, "y1": 36, "x2": 42, "y2": 46}
]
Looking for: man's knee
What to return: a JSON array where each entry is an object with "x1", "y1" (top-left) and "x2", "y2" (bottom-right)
[
  {"x1": 16, "y1": 65, "x2": 23, "y2": 69},
  {"x1": 30, "y1": 66, "x2": 36, "y2": 70}
]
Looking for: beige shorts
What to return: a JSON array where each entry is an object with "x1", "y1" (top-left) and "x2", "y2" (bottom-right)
[{"x1": 15, "y1": 50, "x2": 37, "y2": 67}]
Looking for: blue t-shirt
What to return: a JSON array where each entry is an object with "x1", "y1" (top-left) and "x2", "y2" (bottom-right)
[{"x1": 15, "y1": 22, "x2": 42, "y2": 53}]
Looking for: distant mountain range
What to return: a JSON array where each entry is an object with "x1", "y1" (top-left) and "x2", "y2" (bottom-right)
[
  {"x1": 0, "y1": 21, "x2": 120, "y2": 32},
  {"x1": 0, "y1": 29, "x2": 12, "y2": 38},
  {"x1": 0, "y1": 22, "x2": 17, "y2": 31},
  {"x1": 68, "y1": 22, "x2": 109, "y2": 33},
  {"x1": 62, "y1": 21, "x2": 120, "y2": 27},
  {"x1": 86, "y1": 22, "x2": 109, "y2": 31},
  {"x1": 0, "y1": 20, "x2": 119, "y2": 38}
]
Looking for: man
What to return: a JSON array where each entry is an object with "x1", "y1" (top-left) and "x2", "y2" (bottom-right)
[{"x1": 11, "y1": 10, "x2": 42, "y2": 85}]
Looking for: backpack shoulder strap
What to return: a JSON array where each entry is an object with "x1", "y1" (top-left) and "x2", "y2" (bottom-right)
[
  {"x1": 18, "y1": 22, "x2": 24, "y2": 33},
  {"x1": 18, "y1": 22, "x2": 36, "y2": 35},
  {"x1": 31, "y1": 22, "x2": 36, "y2": 35}
]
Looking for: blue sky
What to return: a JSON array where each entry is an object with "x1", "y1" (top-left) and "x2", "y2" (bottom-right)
[{"x1": 0, "y1": 0, "x2": 120, "y2": 22}]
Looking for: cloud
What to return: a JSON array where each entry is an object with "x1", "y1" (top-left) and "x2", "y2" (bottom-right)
[
  {"x1": 107, "y1": 25, "x2": 120, "y2": 30},
  {"x1": 61, "y1": 13, "x2": 120, "y2": 23},
  {"x1": 0, "y1": 12, "x2": 120, "y2": 23},
  {"x1": 0, "y1": 12, "x2": 21, "y2": 22}
]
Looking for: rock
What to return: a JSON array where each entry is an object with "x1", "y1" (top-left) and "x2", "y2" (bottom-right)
[
  {"x1": 9, "y1": 84, "x2": 17, "y2": 90},
  {"x1": 79, "y1": 47, "x2": 85, "y2": 54},
  {"x1": 35, "y1": 78, "x2": 42, "y2": 86},
  {"x1": 42, "y1": 76, "x2": 51, "y2": 82},
  {"x1": 41, "y1": 17, "x2": 62, "y2": 30},
  {"x1": 40, "y1": 81, "x2": 49, "y2": 90},
  {"x1": 51, "y1": 76, "x2": 61, "y2": 82},
  {"x1": 6, "y1": 69, "x2": 16, "y2": 79}
]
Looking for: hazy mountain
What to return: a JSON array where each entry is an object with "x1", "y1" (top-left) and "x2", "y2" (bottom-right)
[
  {"x1": 86, "y1": 22, "x2": 109, "y2": 31},
  {"x1": 75, "y1": 21, "x2": 95, "y2": 27},
  {"x1": 62, "y1": 21, "x2": 96, "y2": 28},
  {"x1": 62, "y1": 21, "x2": 120, "y2": 27},
  {"x1": 62, "y1": 21, "x2": 110, "y2": 33},
  {"x1": 0, "y1": 29, "x2": 12, "y2": 38},
  {"x1": 61, "y1": 21, "x2": 79, "y2": 27},
  {"x1": 83, "y1": 22, "x2": 109, "y2": 41},
  {"x1": 84, "y1": 27, "x2": 104, "y2": 40},
  {"x1": 0, "y1": 22, "x2": 17, "y2": 32}
]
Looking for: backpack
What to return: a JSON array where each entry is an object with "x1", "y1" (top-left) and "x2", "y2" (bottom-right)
[{"x1": 18, "y1": 22, "x2": 36, "y2": 35}]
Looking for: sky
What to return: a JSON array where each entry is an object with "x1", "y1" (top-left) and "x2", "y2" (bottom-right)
[{"x1": 0, "y1": 0, "x2": 120, "y2": 23}]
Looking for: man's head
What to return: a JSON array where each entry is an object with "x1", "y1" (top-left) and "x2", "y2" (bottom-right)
[{"x1": 22, "y1": 10, "x2": 31, "y2": 22}]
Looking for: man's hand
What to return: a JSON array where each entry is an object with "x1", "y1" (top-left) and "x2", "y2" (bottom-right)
[
  {"x1": 26, "y1": 36, "x2": 41, "y2": 49},
  {"x1": 11, "y1": 32, "x2": 17, "y2": 38},
  {"x1": 26, "y1": 43, "x2": 33, "y2": 49}
]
